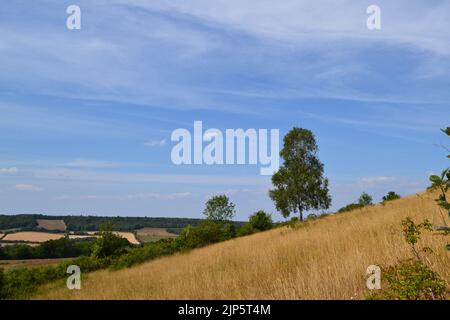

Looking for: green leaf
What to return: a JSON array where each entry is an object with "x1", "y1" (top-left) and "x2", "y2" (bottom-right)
[{"x1": 429, "y1": 175, "x2": 441, "y2": 183}]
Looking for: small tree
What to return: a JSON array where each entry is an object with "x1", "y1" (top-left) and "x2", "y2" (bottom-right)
[
  {"x1": 91, "y1": 222, "x2": 130, "y2": 259},
  {"x1": 269, "y1": 128, "x2": 331, "y2": 221},
  {"x1": 248, "y1": 210, "x2": 273, "y2": 232},
  {"x1": 203, "y1": 195, "x2": 236, "y2": 222},
  {"x1": 358, "y1": 192, "x2": 373, "y2": 206},
  {"x1": 382, "y1": 191, "x2": 401, "y2": 203},
  {"x1": 428, "y1": 127, "x2": 450, "y2": 250}
]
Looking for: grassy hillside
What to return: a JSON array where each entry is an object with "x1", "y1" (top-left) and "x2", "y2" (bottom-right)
[{"x1": 37, "y1": 191, "x2": 449, "y2": 300}]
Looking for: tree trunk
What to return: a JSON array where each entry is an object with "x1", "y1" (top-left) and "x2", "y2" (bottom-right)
[{"x1": 299, "y1": 207, "x2": 303, "y2": 221}]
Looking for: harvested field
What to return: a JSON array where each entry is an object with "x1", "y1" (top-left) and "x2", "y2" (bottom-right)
[
  {"x1": 36, "y1": 219, "x2": 67, "y2": 231},
  {"x1": 68, "y1": 232, "x2": 139, "y2": 244},
  {"x1": 2, "y1": 232, "x2": 65, "y2": 243},
  {"x1": 136, "y1": 227, "x2": 177, "y2": 237},
  {"x1": 136, "y1": 228, "x2": 177, "y2": 243},
  {"x1": 0, "y1": 258, "x2": 73, "y2": 270},
  {"x1": 114, "y1": 232, "x2": 140, "y2": 245}
]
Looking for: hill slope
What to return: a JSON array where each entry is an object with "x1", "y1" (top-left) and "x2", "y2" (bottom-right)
[{"x1": 37, "y1": 191, "x2": 449, "y2": 300}]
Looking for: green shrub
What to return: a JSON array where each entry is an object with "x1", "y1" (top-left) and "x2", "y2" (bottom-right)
[
  {"x1": 367, "y1": 217, "x2": 447, "y2": 300},
  {"x1": 373, "y1": 260, "x2": 447, "y2": 300},
  {"x1": 110, "y1": 239, "x2": 177, "y2": 270},
  {"x1": 338, "y1": 203, "x2": 364, "y2": 213},
  {"x1": 338, "y1": 193, "x2": 373, "y2": 213},
  {"x1": 286, "y1": 217, "x2": 301, "y2": 229},
  {"x1": 358, "y1": 192, "x2": 373, "y2": 206},
  {"x1": 382, "y1": 191, "x2": 401, "y2": 203},
  {"x1": 248, "y1": 210, "x2": 273, "y2": 232},
  {"x1": 236, "y1": 223, "x2": 255, "y2": 237},
  {"x1": 175, "y1": 220, "x2": 235, "y2": 250},
  {"x1": 0, "y1": 238, "x2": 95, "y2": 260},
  {"x1": 91, "y1": 223, "x2": 131, "y2": 259}
]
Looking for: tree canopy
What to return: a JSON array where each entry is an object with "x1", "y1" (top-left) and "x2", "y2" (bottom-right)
[
  {"x1": 203, "y1": 195, "x2": 236, "y2": 222},
  {"x1": 269, "y1": 128, "x2": 331, "y2": 220}
]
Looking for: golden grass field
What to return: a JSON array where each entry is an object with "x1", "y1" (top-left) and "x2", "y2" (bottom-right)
[
  {"x1": 136, "y1": 227, "x2": 178, "y2": 243},
  {"x1": 0, "y1": 231, "x2": 139, "y2": 245},
  {"x1": 37, "y1": 191, "x2": 449, "y2": 300},
  {"x1": 114, "y1": 232, "x2": 140, "y2": 245},
  {"x1": 3, "y1": 232, "x2": 65, "y2": 243},
  {"x1": 67, "y1": 232, "x2": 140, "y2": 245}
]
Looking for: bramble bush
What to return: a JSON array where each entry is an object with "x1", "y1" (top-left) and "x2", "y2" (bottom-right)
[{"x1": 368, "y1": 217, "x2": 447, "y2": 300}]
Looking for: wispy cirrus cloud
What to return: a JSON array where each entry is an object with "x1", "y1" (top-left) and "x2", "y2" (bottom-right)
[
  {"x1": 123, "y1": 192, "x2": 192, "y2": 200},
  {"x1": 0, "y1": 167, "x2": 18, "y2": 174},
  {"x1": 54, "y1": 192, "x2": 192, "y2": 201},
  {"x1": 144, "y1": 139, "x2": 166, "y2": 147},
  {"x1": 32, "y1": 168, "x2": 270, "y2": 186},
  {"x1": 15, "y1": 184, "x2": 42, "y2": 192},
  {"x1": 1, "y1": 1, "x2": 450, "y2": 111},
  {"x1": 64, "y1": 159, "x2": 121, "y2": 168}
]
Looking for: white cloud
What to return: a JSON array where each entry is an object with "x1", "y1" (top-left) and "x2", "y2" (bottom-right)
[
  {"x1": 64, "y1": 159, "x2": 120, "y2": 168},
  {"x1": 0, "y1": 167, "x2": 18, "y2": 174},
  {"x1": 144, "y1": 139, "x2": 166, "y2": 147},
  {"x1": 54, "y1": 192, "x2": 193, "y2": 201},
  {"x1": 119, "y1": 0, "x2": 450, "y2": 55},
  {"x1": 33, "y1": 168, "x2": 270, "y2": 185},
  {"x1": 1, "y1": 0, "x2": 448, "y2": 115},
  {"x1": 123, "y1": 192, "x2": 192, "y2": 200},
  {"x1": 360, "y1": 176, "x2": 395, "y2": 187},
  {"x1": 15, "y1": 184, "x2": 42, "y2": 192}
]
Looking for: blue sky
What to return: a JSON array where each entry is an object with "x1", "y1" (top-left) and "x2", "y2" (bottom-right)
[{"x1": 0, "y1": 1, "x2": 449, "y2": 221}]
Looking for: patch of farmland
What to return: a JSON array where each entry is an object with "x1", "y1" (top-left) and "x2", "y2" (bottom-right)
[
  {"x1": 136, "y1": 227, "x2": 177, "y2": 237},
  {"x1": 2, "y1": 232, "x2": 65, "y2": 243},
  {"x1": 114, "y1": 232, "x2": 140, "y2": 245},
  {"x1": 36, "y1": 219, "x2": 67, "y2": 231},
  {"x1": 69, "y1": 231, "x2": 139, "y2": 244},
  {"x1": 136, "y1": 228, "x2": 177, "y2": 243},
  {"x1": 0, "y1": 232, "x2": 4, "y2": 240}
]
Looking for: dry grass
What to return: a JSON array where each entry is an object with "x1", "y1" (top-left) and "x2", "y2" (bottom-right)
[
  {"x1": 3, "y1": 232, "x2": 65, "y2": 243},
  {"x1": 136, "y1": 227, "x2": 177, "y2": 238},
  {"x1": 136, "y1": 227, "x2": 178, "y2": 243},
  {"x1": 67, "y1": 232, "x2": 140, "y2": 244},
  {"x1": 36, "y1": 219, "x2": 67, "y2": 231},
  {"x1": 0, "y1": 258, "x2": 73, "y2": 270},
  {"x1": 37, "y1": 191, "x2": 449, "y2": 300},
  {"x1": 114, "y1": 232, "x2": 140, "y2": 245}
]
